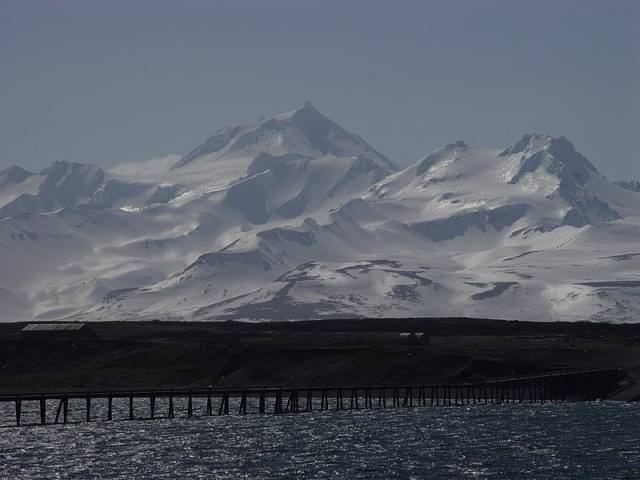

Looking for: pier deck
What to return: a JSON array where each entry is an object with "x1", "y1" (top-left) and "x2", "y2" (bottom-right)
[{"x1": 0, "y1": 368, "x2": 626, "y2": 427}]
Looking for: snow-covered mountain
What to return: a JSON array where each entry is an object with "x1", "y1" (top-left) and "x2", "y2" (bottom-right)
[
  {"x1": 0, "y1": 161, "x2": 181, "y2": 220},
  {"x1": 616, "y1": 180, "x2": 640, "y2": 193},
  {"x1": 1, "y1": 104, "x2": 639, "y2": 323}
]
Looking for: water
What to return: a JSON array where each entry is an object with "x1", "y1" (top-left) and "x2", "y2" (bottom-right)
[{"x1": 0, "y1": 402, "x2": 638, "y2": 479}]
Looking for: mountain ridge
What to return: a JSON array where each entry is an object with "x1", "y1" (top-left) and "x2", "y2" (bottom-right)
[{"x1": 0, "y1": 103, "x2": 639, "y2": 323}]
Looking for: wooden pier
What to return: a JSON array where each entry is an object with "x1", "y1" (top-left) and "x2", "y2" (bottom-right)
[{"x1": 0, "y1": 368, "x2": 624, "y2": 427}]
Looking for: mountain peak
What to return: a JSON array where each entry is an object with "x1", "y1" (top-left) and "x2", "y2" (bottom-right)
[
  {"x1": 414, "y1": 140, "x2": 469, "y2": 176},
  {"x1": 300, "y1": 99, "x2": 318, "y2": 112},
  {"x1": 446, "y1": 140, "x2": 469, "y2": 150},
  {"x1": 503, "y1": 133, "x2": 552, "y2": 156},
  {"x1": 615, "y1": 179, "x2": 640, "y2": 193},
  {"x1": 501, "y1": 134, "x2": 613, "y2": 226},
  {"x1": 503, "y1": 134, "x2": 590, "y2": 166},
  {"x1": 287, "y1": 100, "x2": 338, "y2": 132},
  {"x1": 174, "y1": 103, "x2": 397, "y2": 172},
  {"x1": 285, "y1": 100, "x2": 322, "y2": 119},
  {"x1": 0, "y1": 165, "x2": 34, "y2": 186},
  {"x1": 506, "y1": 133, "x2": 598, "y2": 182}
]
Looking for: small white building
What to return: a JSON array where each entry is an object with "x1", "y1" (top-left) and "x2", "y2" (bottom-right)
[{"x1": 21, "y1": 323, "x2": 97, "y2": 341}]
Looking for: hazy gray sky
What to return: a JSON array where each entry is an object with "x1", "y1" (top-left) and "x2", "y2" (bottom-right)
[{"x1": 1, "y1": 0, "x2": 639, "y2": 178}]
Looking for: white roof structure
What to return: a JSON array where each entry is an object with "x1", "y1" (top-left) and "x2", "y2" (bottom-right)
[{"x1": 22, "y1": 323, "x2": 86, "y2": 332}]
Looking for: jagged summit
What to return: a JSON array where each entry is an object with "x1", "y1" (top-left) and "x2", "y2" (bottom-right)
[
  {"x1": 505, "y1": 134, "x2": 598, "y2": 184},
  {"x1": 40, "y1": 160, "x2": 104, "y2": 183},
  {"x1": 0, "y1": 166, "x2": 34, "y2": 187},
  {"x1": 616, "y1": 179, "x2": 640, "y2": 193},
  {"x1": 448, "y1": 140, "x2": 469, "y2": 150},
  {"x1": 370, "y1": 132, "x2": 630, "y2": 233},
  {"x1": 504, "y1": 133, "x2": 585, "y2": 158},
  {"x1": 286, "y1": 100, "x2": 321, "y2": 119},
  {"x1": 173, "y1": 102, "x2": 396, "y2": 172},
  {"x1": 0, "y1": 159, "x2": 174, "y2": 219},
  {"x1": 285, "y1": 101, "x2": 348, "y2": 155},
  {"x1": 502, "y1": 133, "x2": 554, "y2": 156},
  {"x1": 414, "y1": 140, "x2": 469, "y2": 176}
]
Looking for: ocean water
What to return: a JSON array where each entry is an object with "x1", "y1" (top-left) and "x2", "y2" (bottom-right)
[{"x1": 0, "y1": 401, "x2": 638, "y2": 479}]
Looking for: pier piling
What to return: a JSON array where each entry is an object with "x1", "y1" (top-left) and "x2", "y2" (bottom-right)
[
  {"x1": 0, "y1": 368, "x2": 623, "y2": 427},
  {"x1": 168, "y1": 394, "x2": 175, "y2": 418},
  {"x1": 239, "y1": 392, "x2": 247, "y2": 415},
  {"x1": 306, "y1": 389, "x2": 312, "y2": 412},
  {"x1": 15, "y1": 398, "x2": 21, "y2": 426},
  {"x1": 54, "y1": 399, "x2": 63, "y2": 424},
  {"x1": 39, "y1": 397, "x2": 46, "y2": 425},
  {"x1": 274, "y1": 390, "x2": 283, "y2": 414},
  {"x1": 150, "y1": 394, "x2": 156, "y2": 420}
]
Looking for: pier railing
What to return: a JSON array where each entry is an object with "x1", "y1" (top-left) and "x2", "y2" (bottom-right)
[{"x1": 0, "y1": 368, "x2": 624, "y2": 427}]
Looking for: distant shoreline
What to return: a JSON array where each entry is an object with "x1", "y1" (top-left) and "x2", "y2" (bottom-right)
[{"x1": 1, "y1": 317, "x2": 639, "y2": 395}]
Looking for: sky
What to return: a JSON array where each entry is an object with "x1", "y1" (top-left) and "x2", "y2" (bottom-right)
[{"x1": 1, "y1": 0, "x2": 639, "y2": 178}]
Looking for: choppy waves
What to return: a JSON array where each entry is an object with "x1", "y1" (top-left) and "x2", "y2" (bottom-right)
[{"x1": 0, "y1": 402, "x2": 639, "y2": 479}]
